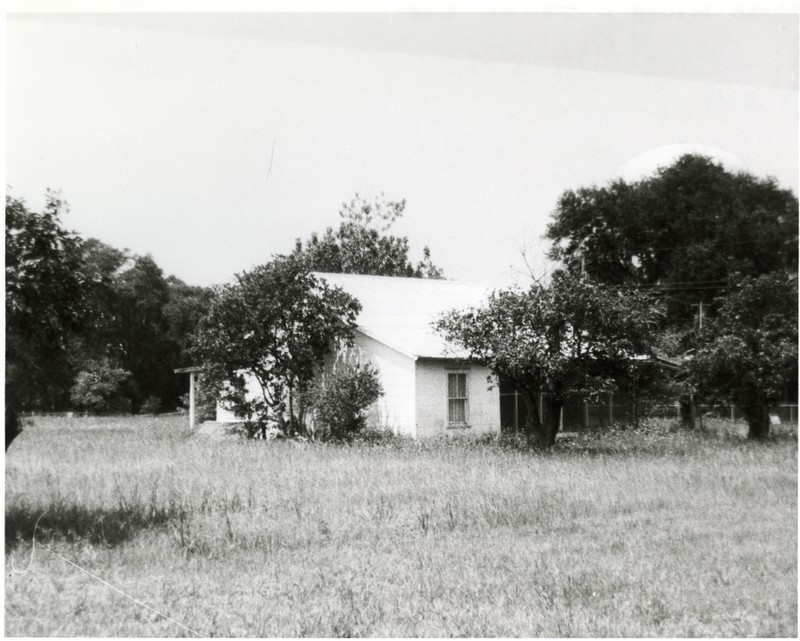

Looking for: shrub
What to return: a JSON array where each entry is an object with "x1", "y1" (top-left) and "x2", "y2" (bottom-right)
[
  {"x1": 307, "y1": 363, "x2": 383, "y2": 441},
  {"x1": 139, "y1": 395, "x2": 163, "y2": 415},
  {"x1": 70, "y1": 360, "x2": 132, "y2": 413}
]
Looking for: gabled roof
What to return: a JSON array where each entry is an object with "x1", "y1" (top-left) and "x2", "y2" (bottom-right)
[{"x1": 313, "y1": 272, "x2": 498, "y2": 359}]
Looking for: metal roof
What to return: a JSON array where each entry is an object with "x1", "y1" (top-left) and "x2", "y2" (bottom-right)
[{"x1": 313, "y1": 272, "x2": 498, "y2": 359}]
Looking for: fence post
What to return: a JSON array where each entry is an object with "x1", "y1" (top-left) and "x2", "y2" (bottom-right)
[
  {"x1": 538, "y1": 387, "x2": 543, "y2": 424},
  {"x1": 730, "y1": 404, "x2": 735, "y2": 420},
  {"x1": 584, "y1": 400, "x2": 589, "y2": 430},
  {"x1": 608, "y1": 392, "x2": 613, "y2": 426}
]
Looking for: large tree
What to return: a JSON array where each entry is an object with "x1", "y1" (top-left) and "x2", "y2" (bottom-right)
[
  {"x1": 689, "y1": 273, "x2": 797, "y2": 440},
  {"x1": 5, "y1": 192, "x2": 94, "y2": 447},
  {"x1": 111, "y1": 255, "x2": 182, "y2": 411},
  {"x1": 435, "y1": 271, "x2": 660, "y2": 447},
  {"x1": 545, "y1": 155, "x2": 798, "y2": 328},
  {"x1": 292, "y1": 193, "x2": 444, "y2": 278},
  {"x1": 191, "y1": 256, "x2": 360, "y2": 437}
]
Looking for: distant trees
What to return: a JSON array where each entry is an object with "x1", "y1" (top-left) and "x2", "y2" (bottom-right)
[
  {"x1": 688, "y1": 273, "x2": 798, "y2": 439},
  {"x1": 76, "y1": 241, "x2": 213, "y2": 413},
  {"x1": 191, "y1": 256, "x2": 361, "y2": 438},
  {"x1": 436, "y1": 271, "x2": 660, "y2": 447},
  {"x1": 5, "y1": 192, "x2": 213, "y2": 441},
  {"x1": 111, "y1": 256, "x2": 179, "y2": 411},
  {"x1": 291, "y1": 193, "x2": 444, "y2": 278}
]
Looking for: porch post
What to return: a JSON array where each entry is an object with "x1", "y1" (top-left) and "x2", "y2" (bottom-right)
[
  {"x1": 174, "y1": 366, "x2": 202, "y2": 430},
  {"x1": 189, "y1": 371, "x2": 196, "y2": 429}
]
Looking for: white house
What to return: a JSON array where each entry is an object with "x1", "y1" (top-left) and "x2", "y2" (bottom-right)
[{"x1": 216, "y1": 272, "x2": 526, "y2": 438}]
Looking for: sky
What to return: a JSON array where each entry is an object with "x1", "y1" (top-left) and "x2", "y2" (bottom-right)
[{"x1": 6, "y1": 11, "x2": 798, "y2": 287}]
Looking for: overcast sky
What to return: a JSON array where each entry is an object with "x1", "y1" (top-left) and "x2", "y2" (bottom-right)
[{"x1": 6, "y1": 12, "x2": 798, "y2": 286}]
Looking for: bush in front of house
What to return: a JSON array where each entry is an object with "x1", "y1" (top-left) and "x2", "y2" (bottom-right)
[{"x1": 307, "y1": 363, "x2": 383, "y2": 441}]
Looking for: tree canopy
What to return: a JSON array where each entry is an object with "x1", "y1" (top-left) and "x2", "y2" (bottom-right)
[
  {"x1": 190, "y1": 256, "x2": 361, "y2": 437},
  {"x1": 545, "y1": 155, "x2": 798, "y2": 327},
  {"x1": 5, "y1": 193, "x2": 95, "y2": 447},
  {"x1": 435, "y1": 271, "x2": 660, "y2": 446},
  {"x1": 291, "y1": 193, "x2": 444, "y2": 278},
  {"x1": 688, "y1": 272, "x2": 798, "y2": 439},
  {"x1": 78, "y1": 242, "x2": 213, "y2": 412}
]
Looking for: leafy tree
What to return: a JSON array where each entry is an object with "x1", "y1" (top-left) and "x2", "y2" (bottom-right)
[
  {"x1": 546, "y1": 155, "x2": 798, "y2": 328},
  {"x1": 164, "y1": 276, "x2": 215, "y2": 360},
  {"x1": 70, "y1": 360, "x2": 132, "y2": 413},
  {"x1": 113, "y1": 255, "x2": 182, "y2": 411},
  {"x1": 76, "y1": 243, "x2": 213, "y2": 412},
  {"x1": 435, "y1": 271, "x2": 660, "y2": 447},
  {"x1": 5, "y1": 192, "x2": 94, "y2": 448},
  {"x1": 303, "y1": 362, "x2": 383, "y2": 441},
  {"x1": 80, "y1": 237, "x2": 130, "y2": 282},
  {"x1": 66, "y1": 239, "x2": 130, "y2": 372},
  {"x1": 292, "y1": 193, "x2": 444, "y2": 278},
  {"x1": 689, "y1": 273, "x2": 797, "y2": 439},
  {"x1": 191, "y1": 256, "x2": 361, "y2": 438}
]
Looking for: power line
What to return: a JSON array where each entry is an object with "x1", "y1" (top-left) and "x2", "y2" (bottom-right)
[
  {"x1": 609, "y1": 280, "x2": 727, "y2": 289},
  {"x1": 595, "y1": 280, "x2": 728, "y2": 292},
  {"x1": 568, "y1": 234, "x2": 796, "y2": 256}
]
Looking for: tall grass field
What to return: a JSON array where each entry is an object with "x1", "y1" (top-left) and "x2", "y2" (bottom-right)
[{"x1": 5, "y1": 416, "x2": 797, "y2": 637}]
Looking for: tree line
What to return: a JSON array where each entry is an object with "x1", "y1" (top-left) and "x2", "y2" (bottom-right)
[
  {"x1": 6, "y1": 191, "x2": 213, "y2": 424},
  {"x1": 7, "y1": 156, "x2": 799, "y2": 447}
]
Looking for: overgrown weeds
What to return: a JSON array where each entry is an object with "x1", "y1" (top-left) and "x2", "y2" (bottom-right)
[{"x1": 5, "y1": 415, "x2": 797, "y2": 637}]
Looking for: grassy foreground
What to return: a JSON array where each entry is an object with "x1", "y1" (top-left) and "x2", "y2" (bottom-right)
[{"x1": 5, "y1": 416, "x2": 797, "y2": 637}]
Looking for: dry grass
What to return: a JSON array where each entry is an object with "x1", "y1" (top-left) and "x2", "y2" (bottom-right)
[{"x1": 5, "y1": 415, "x2": 797, "y2": 637}]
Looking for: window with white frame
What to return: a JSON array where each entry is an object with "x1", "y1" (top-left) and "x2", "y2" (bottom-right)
[{"x1": 447, "y1": 372, "x2": 469, "y2": 426}]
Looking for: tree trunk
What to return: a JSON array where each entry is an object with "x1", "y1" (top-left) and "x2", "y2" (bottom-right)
[
  {"x1": 744, "y1": 404, "x2": 771, "y2": 440},
  {"x1": 679, "y1": 394, "x2": 694, "y2": 429},
  {"x1": 541, "y1": 397, "x2": 562, "y2": 448},
  {"x1": 523, "y1": 389, "x2": 542, "y2": 435},
  {"x1": 288, "y1": 385, "x2": 294, "y2": 432},
  {"x1": 5, "y1": 404, "x2": 20, "y2": 451}
]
